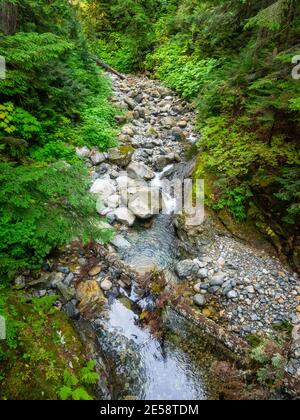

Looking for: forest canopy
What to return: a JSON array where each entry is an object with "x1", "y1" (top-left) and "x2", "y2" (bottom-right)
[
  {"x1": 0, "y1": 0, "x2": 299, "y2": 274},
  {"x1": 86, "y1": 0, "x2": 300, "y2": 268}
]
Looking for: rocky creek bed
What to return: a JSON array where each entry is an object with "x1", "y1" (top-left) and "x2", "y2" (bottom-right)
[{"x1": 15, "y1": 73, "x2": 300, "y2": 399}]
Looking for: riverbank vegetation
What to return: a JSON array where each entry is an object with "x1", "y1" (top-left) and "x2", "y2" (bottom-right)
[
  {"x1": 89, "y1": 0, "x2": 300, "y2": 270},
  {"x1": 0, "y1": 0, "x2": 115, "y2": 279}
]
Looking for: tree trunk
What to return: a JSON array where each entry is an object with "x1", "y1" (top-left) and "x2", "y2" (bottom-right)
[
  {"x1": 0, "y1": 1, "x2": 18, "y2": 35},
  {"x1": 93, "y1": 57, "x2": 126, "y2": 80}
]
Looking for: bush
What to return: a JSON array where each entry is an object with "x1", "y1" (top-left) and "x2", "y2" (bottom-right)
[
  {"x1": 29, "y1": 141, "x2": 79, "y2": 164},
  {"x1": 0, "y1": 161, "x2": 112, "y2": 278},
  {"x1": 145, "y1": 41, "x2": 216, "y2": 99}
]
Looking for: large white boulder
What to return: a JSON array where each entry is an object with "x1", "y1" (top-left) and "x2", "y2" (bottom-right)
[
  {"x1": 90, "y1": 179, "x2": 116, "y2": 200},
  {"x1": 128, "y1": 187, "x2": 161, "y2": 219},
  {"x1": 104, "y1": 194, "x2": 120, "y2": 209},
  {"x1": 115, "y1": 207, "x2": 136, "y2": 227}
]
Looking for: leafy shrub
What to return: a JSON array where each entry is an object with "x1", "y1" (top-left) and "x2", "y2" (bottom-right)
[
  {"x1": 146, "y1": 41, "x2": 216, "y2": 99},
  {"x1": 30, "y1": 141, "x2": 78, "y2": 164},
  {"x1": 0, "y1": 162, "x2": 112, "y2": 277},
  {"x1": 251, "y1": 340, "x2": 286, "y2": 387},
  {"x1": 78, "y1": 90, "x2": 118, "y2": 150},
  {"x1": 94, "y1": 33, "x2": 137, "y2": 73}
]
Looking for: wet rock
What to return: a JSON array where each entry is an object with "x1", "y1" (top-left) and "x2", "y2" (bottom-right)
[
  {"x1": 58, "y1": 266, "x2": 69, "y2": 274},
  {"x1": 115, "y1": 207, "x2": 136, "y2": 227},
  {"x1": 111, "y1": 235, "x2": 131, "y2": 250},
  {"x1": 175, "y1": 260, "x2": 199, "y2": 279},
  {"x1": 63, "y1": 301, "x2": 80, "y2": 320},
  {"x1": 193, "y1": 294, "x2": 206, "y2": 307},
  {"x1": 127, "y1": 162, "x2": 155, "y2": 181},
  {"x1": 128, "y1": 187, "x2": 161, "y2": 219},
  {"x1": 76, "y1": 280, "x2": 107, "y2": 317},
  {"x1": 155, "y1": 156, "x2": 169, "y2": 171}
]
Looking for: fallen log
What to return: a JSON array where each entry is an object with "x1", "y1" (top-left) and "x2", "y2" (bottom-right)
[{"x1": 93, "y1": 57, "x2": 126, "y2": 80}]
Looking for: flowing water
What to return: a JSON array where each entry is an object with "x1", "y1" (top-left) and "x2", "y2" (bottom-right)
[
  {"x1": 95, "y1": 296, "x2": 222, "y2": 400},
  {"x1": 92, "y1": 75, "x2": 229, "y2": 400}
]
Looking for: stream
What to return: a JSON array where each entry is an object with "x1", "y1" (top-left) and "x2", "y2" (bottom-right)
[{"x1": 84, "y1": 73, "x2": 231, "y2": 400}]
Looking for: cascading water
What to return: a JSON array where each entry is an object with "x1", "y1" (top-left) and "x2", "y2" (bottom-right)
[{"x1": 90, "y1": 74, "x2": 227, "y2": 401}]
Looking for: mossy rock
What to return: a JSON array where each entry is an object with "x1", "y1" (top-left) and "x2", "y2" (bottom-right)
[
  {"x1": 108, "y1": 145, "x2": 135, "y2": 167},
  {"x1": 0, "y1": 290, "x2": 90, "y2": 400}
]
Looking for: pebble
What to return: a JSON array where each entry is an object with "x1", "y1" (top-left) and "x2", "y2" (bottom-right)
[
  {"x1": 89, "y1": 266, "x2": 102, "y2": 277},
  {"x1": 193, "y1": 294, "x2": 206, "y2": 307},
  {"x1": 100, "y1": 279, "x2": 113, "y2": 291}
]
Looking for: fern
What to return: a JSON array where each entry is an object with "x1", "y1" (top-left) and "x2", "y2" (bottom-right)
[{"x1": 58, "y1": 361, "x2": 99, "y2": 401}]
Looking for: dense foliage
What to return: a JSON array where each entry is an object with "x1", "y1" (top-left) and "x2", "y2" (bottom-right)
[
  {"x1": 0, "y1": 287, "x2": 99, "y2": 399},
  {"x1": 0, "y1": 0, "x2": 116, "y2": 277},
  {"x1": 88, "y1": 0, "x2": 300, "y2": 268}
]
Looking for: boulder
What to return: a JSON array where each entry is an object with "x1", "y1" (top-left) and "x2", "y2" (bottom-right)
[
  {"x1": 127, "y1": 162, "x2": 155, "y2": 181},
  {"x1": 198, "y1": 268, "x2": 208, "y2": 279},
  {"x1": 90, "y1": 150, "x2": 106, "y2": 165},
  {"x1": 156, "y1": 156, "x2": 169, "y2": 171},
  {"x1": 175, "y1": 260, "x2": 199, "y2": 279},
  {"x1": 227, "y1": 290, "x2": 238, "y2": 300},
  {"x1": 90, "y1": 178, "x2": 117, "y2": 200},
  {"x1": 115, "y1": 207, "x2": 136, "y2": 227},
  {"x1": 76, "y1": 280, "x2": 107, "y2": 318},
  {"x1": 124, "y1": 97, "x2": 135, "y2": 110},
  {"x1": 161, "y1": 117, "x2": 175, "y2": 128},
  {"x1": 171, "y1": 127, "x2": 186, "y2": 141},
  {"x1": 105, "y1": 194, "x2": 120, "y2": 209},
  {"x1": 76, "y1": 146, "x2": 90, "y2": 158},
  {"x1": 63, "y1": 301, "x2": 80, "y2": 320},
  {"x1": 128, "y1": 187, "x2": 161, "y2": 219},
  {"x1": 108, "y1": 146, "x2": 135, "y2": 167}
]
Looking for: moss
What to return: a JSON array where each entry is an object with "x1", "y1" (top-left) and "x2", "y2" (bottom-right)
[
  {"x1": 0, "y1": 289, "x2": 89, "y2": 400},
  {"x1": 118, "y1": 145, "x2": 135, "y2": 156}
]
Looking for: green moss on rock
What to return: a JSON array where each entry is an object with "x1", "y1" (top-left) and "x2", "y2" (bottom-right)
[{"x1": 0, "y1": 289, "x2": 90, "y2": 400}]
